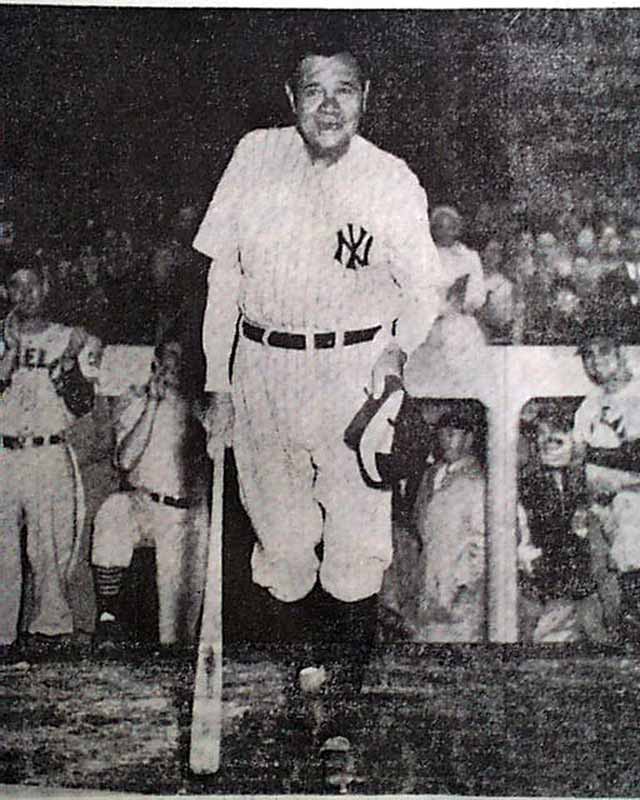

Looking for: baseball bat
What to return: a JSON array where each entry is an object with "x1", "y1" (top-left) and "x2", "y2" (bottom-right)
[{"x1": 189, "y1": 444, "x2": 224, "y2": 774}]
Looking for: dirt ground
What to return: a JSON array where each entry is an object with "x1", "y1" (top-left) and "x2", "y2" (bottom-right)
[{"x1": 2, "y1": 642, "x2": 640, "y2": 796}]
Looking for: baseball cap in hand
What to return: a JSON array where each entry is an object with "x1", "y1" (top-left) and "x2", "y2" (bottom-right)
[{"x1": 344, "y1": 374, "x2": 404, "y2": 488}]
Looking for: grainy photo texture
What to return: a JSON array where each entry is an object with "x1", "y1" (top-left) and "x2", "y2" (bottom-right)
[{"x1": 2, "y1": 6, "x2": 640, "y2": 797}]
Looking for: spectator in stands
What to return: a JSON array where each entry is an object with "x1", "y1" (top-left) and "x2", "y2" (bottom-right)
[
  {"x1": 431, "y1": 205, "x2": 486, "y2": 315},
  {"x1": 478, "y1": 238, "x2": 515, "y2": 343},
  {"x1": 410, "y1": 405, "x2": 487, "y2": 642},
  {"x1": 517, "y1": 403, "x2": 607, "y2": 642},
  {"x1": 592, "y1": 226, "x2": 640, "y2": 344},
  {"x1": 542, "y1": 278, "x2": 585, "y2": 345}
]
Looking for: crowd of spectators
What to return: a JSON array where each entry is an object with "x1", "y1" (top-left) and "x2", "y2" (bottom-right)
[{"x1": 435, "y1": 189, "x2": 640, "y2": 346}]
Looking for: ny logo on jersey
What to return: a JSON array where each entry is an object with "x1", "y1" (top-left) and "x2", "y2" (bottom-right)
[{"x1": 334, "y1": 224, "x2": 374, "y2": 271}]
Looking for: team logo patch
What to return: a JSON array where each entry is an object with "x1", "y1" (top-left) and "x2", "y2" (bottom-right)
[{"x1": 334, "y1": 224, "x2": 373, "y2": 271}]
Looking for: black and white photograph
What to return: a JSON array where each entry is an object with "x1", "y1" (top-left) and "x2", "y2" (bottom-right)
[{"x1": 2, "y1": 4, "x2": 640, "y2": 796}]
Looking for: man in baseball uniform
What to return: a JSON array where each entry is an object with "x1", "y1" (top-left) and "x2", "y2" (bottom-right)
[
  {"x1": 573, "y1": 330, "x2": 640, "y2": 642},
  {"x1": 91, "y1": 340, "x2": 209, "y2": 648},
  {"x1": 194, "y1": 40, "x2": 444, "y2": 750},
  {"x1": 0, "y1": 263, "x2": 96, "y2": 650}
]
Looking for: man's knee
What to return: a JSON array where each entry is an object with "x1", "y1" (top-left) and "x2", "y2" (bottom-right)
[{"x1": 92, "y1": 493, "x2": 136, "y2": 567}]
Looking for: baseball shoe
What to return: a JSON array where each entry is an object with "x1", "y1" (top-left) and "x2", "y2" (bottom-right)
[{"x1": 93, "y1": 612, "x2": 130, "y2": 653}]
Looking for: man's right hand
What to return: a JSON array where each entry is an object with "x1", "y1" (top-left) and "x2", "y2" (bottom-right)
[{"x1": 203, "y1": 391, "x2": 234, "y2": 455}]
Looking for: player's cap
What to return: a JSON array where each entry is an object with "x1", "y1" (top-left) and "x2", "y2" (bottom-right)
[{"x1": 344, "y1": 374, "x2": 404, "y2": 489}]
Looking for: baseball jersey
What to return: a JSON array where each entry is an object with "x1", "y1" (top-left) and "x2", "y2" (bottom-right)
[
  {"x1": 0, "y1": 322, "x2": 77, "y2": 436},
  {"x1": 193, "y1": 126, "x2": 445, "y2": 392}
]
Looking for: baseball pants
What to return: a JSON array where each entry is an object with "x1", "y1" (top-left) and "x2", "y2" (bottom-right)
[
  {"x1": 0, "y1": 444, "x2": 77, "y2": 644},
  {"x1": 92, "y1": 491, "x2": 207, "y2": 644},
  {"x1": 232, "y1": 331, "x2": 394, "y2": 604}
]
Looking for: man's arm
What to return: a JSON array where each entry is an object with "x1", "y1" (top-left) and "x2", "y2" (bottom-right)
[
  {"x1": 115, "y1": 386, "x2": 160, "y2": 473},
  {"x1": 584, "y1": 440, "x2": 640, "y2": 473},
  {"x1": 49, "y1": 327, "x2": 97, "y2": 418},
  {"x1": 388, "y1": 170, "x2": 446, "y2": 357}
]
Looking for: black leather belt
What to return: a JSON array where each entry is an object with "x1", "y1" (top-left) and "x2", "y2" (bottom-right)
[
  {"x1": 2, "y1": 433, "x2": 66, "y2": 450},
  {"x1": 242, "y1": 320, "x2": 383, "y2": 350},
  {"x1": 124, "y1": 482, "x2": 192, "y2": 510},
  {"x1": 149, "y1": 492, "x2": 191, "y2": 510}
]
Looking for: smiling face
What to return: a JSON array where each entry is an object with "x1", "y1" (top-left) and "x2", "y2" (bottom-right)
[
  {"x1": 286, "y1": 53, "x2": 368, "y2": 164},
  {"x1": 536, "y1": 421, "x2": 574, "y2": 468}
]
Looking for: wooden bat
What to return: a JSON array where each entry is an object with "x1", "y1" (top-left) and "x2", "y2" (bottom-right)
[{"x1": 189, "y1": 445, "x2": 224, "y2": 774}]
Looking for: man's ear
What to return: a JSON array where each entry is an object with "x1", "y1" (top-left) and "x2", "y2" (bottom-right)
[
  {"x1": 285, "y1": 82, "x2": 296, "y2": 114},
  {"x1": 362, "y1": 80, "x2": 370, "y2": 114}
]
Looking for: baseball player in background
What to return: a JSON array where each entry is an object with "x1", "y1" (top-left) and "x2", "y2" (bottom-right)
[
  {"x1": 573, "y1": 330, "x2": 640, "y2": 642},
  {"x1": 91, "y1": 340, "x2": 209, "y2": 648},
  {"x1": 0, "y1": 262, "x2": 97, "y2": 650},
  {"x1": 194, "y1": 35, "x2": 444, "y2": 755}
]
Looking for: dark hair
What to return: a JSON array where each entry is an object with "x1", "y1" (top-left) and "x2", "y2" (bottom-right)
[
  {"x1": 535, "y1": 401, "x2": 575, "y2": 433},
  {"x1": 286, "y1": 30, "x2": 370, "y2": 90}
]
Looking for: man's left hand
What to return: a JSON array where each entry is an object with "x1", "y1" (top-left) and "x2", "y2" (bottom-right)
[{"x1": 369, "y1": 343, "x2": 406, "y2": 400}]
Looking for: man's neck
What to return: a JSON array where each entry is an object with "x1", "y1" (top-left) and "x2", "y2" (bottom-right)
[{"x1": 15, "y1": 315, "x2": 49, "y2": 335}]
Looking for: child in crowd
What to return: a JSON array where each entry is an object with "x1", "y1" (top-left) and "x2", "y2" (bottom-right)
[
  {"x1": 91, "y1": 340, "x2": 209, "y2": 648},
  {"x1": 410, "y1": 406, "x2": 487, "y2": 642},
  {"x1": 0, "y1": 262, "x2": 97, "y2": 651}
]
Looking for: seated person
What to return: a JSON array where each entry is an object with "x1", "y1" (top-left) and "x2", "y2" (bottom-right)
[
  {"x1": 410, "y1": 405, "x2": 487, "y2": 643},
  {"x1": 430, "y1": 205, "x2": 486, "y2": 315},
  {"x1": 92, "y1": 340, "x2": 209, "y2": 647},
  {"x1": 573, "y1": 330, "x2": 640, "y2": 642},
  {"x1": 517, "y1": 403, "x2": 606, "y2": 642}
]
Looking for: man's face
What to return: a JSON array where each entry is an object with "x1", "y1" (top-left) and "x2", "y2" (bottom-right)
[
  {"x1": 482, "y1": 240, "x2": 503, "y2": 272},
  {"x1": 581, "y1": 338, "x2": 623, "y2": 386},
  {"x1": 437, "y1": 425, "x2": 473, "y2": 464},
  {"x1": 555, "y1": 288, "x2": 580, "y2": 316},
  {"x1": 155, "y1": 342, "x2": 183, "y2": 392},
  {"x1": 536, "y1": 422, "x2": 574, "y2": 468},
  {"x1": 431, "y1": 214, "x2": 461, "y2": 248},
  {"x1": 8, "y1": 269, "x2": 47, "y2": 318},
  {"x1": 286, "y1": 53, "x2": 367, "y2": 163}
]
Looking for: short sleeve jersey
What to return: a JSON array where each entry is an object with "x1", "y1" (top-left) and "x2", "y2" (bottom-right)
[{"x1": 0, "y1": 322, "x2": 74, "y2": 436}]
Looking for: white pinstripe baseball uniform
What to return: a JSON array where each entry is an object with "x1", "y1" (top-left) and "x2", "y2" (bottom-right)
[{"x1": 194, "y1": 126, "x2": 444, "y2": 603}]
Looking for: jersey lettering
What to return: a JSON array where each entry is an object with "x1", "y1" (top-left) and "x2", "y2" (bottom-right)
[
  {"x1": 334, "y1": 224, "x2": 374, "y2": 271},
  {"x1": 19, "y1": 347, "x2": 49, "y2": 370}
]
